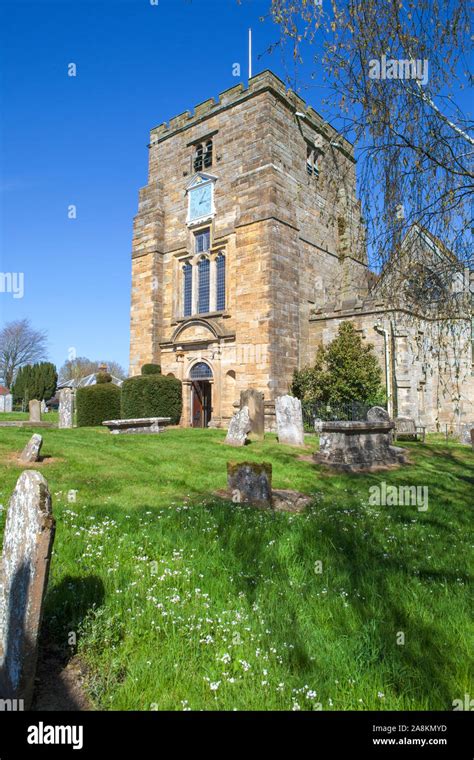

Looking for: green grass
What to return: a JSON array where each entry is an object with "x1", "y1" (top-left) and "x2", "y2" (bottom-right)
[{"x1": 0, "y1": 425, "x2": 472, "y2": 711}]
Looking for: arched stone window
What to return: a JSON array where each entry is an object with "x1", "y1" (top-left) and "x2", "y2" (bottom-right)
[
  {"x1": 216, "y1": 252, "x2": 226, "y2": 311},
  {"x1": 198, "y1": 257, "x2": 210, "y2": 314},
  {"x1": 183, "y1": 261, "x2": 192, "y2": 317}
]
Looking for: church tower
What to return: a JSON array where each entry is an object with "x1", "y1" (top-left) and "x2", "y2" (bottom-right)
[{"x1": 129, "y1": 70, "x2": 367, "y2": 427}]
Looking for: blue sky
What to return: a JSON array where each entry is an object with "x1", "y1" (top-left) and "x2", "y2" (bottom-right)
[
  {"x1": 1, "y1": 1, "x2": 470, "y2": 376},
  {"x1": 0, "y1": 0, "x2": 296, "y2": 373}
]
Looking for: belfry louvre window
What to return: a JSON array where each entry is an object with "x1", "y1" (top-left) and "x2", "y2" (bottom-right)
[
  {"x1": 195, "y1": 228, "x2": 210, "y2": 254},
  {"x1": 193, "y1": 139, "x2": 213, "y2": 172},
  {"x1": 198, "y1": 257, "x2": 210, "y2": 313},
  {"x1": 183, "y1": 262, "x2": 192, "y2": 317},
  {"x1": 216, "y1": 253, "x2": 226, "y2": 311}
]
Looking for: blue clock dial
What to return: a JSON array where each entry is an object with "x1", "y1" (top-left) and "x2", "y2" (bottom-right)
[{"x1": 189, "y1": 183, "x2": 212, "y2": 221}]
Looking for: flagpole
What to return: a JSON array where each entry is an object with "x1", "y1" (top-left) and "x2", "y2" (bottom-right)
[{"x1": 248, "y1": 28, "x2": 252, "y2": 80}]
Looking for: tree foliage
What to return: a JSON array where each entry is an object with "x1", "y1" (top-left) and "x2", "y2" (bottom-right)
[
  {"x1": 0, "y1": 319, "x2": 48, "y2": 388},
  {"x1": 269, "y1": 0, "x2": 472, "y2": 292},
  {"x1": 11, "y1": 362, "x2": 57, "y2": 404},
  {"x1": 291, "y1": 321, "x2": 386, "y2": 405},
  {"x1": 59, "y1": 357, "x2": 126, "y2": 383}
]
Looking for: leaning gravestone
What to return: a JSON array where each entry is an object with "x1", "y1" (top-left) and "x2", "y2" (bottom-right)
[
  {"x1": 225, "y1": 406, "x2": 251, "y2": 447},
  {"x1": 5, "y1": 395, "x2": 13, "y2": 413},
  {"x1": 29, "y1": 400, "x2": 41, "y2": 423},
  {"x1": 58, "y1": 389, "x2": 74, "y2": 429},
  {"x1": 240, "y1": 390, "x2": 264, "y2": 441},
  {"x1": 367, "y1": 406, "x2": 391, "y2": 422},
  {"x1": 275, "y1": 395, "x2": 305, "y2": 447},
  {"x1": 20, "y1": 434, "x2": 43, "y2": 464},
  {"x1": 227, "y1": 461, "x2": 272, "y2": 508},
  {"x1": 0, "y1": 471, "x2": 56, "y2": 708}
]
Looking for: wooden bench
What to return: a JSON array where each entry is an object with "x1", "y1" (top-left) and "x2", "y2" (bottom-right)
[
  {"x1": 102, "y1": 417, "x2": 171, "y2": 435},
  {"x1": 394, "y1": 417, "x2": 426, "y2": 442}
]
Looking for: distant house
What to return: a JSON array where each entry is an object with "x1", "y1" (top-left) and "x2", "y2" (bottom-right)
[
  {"x1": 0, "y1": 385, "x2": 10, "y2": 396},
  {"x1": 57, "y1": 373, "x2": 123, "y2": 391}
]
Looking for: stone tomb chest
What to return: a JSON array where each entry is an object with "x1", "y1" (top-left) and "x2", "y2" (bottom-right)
[{"x1": 314, "y1": 420, "x2": 407, "y2": 472}]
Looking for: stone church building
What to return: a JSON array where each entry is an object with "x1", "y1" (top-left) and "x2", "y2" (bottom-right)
[{"x1": 129, "y1": 70, "x2": 473, "y2": 432}]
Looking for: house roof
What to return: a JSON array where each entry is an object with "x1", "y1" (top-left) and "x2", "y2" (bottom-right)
[
  {"x1": 0, "y1": 385, "x2": 10, "y2": 395},
  {"x1": 57, "y1": 373, "x2": 123, "y2": 390}
]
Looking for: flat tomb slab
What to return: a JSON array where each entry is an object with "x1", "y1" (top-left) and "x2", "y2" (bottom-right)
[{"x1": 102, "y1": 417, "x2": 171, "y2": 434}]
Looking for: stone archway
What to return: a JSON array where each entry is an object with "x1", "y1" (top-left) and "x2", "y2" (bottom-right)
[{"x1": 189, "y1": 362, "x2": 213, "y2": 428}]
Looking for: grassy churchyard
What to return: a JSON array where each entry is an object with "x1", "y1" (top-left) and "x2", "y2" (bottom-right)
[{"x1": 0, "y1": 422, "x2": 472, "y2": 711}]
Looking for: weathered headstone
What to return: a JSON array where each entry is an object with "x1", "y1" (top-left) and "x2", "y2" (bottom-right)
[
  {"x1": 58, "y1": 389, "x2": 74, "y2": 429},
  {"x1": 367, "y1": 406, "x2": 391, "y2": 422},
  {"x1": 456, "y1": 423, "x2": 474, "y2": 446},
  {"x1": 5, "y1": 394, "x2": 13, "y2": 413},
  {"x1": 20, "y1": 434, "x2": 43, "y2": 464},
  {"x1": 240, "y1": 390, "x2": 265, "y2": 441},
  {"x1": 275, "y1": 395, "x2": 305, "y2": 447},
  {"x1": 227, "y1": 461, "x2": 272, "y2": 508},
  {"x1": 314, "y1": 418, "x2": 323, "y2": 434},
  {"x1": 225, "y1": 406, "x2": 251, "y2": 447},
  {"x1": 40, "y1": 400, "x2": 47, "y2": 414},
  {"x1": 28, "y1": 400, "x2": 41, "y2": 423},
  {"x1": 0, "y1": 471, "x2": 55, "y2": 708},
  {"x1": 0, "y1": 396, "x2": 5, "y2": 413}
]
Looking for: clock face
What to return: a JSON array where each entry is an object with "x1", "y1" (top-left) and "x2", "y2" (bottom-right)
[{"x1": 189, "y1": 182, "x2": 213, "y2": 222}]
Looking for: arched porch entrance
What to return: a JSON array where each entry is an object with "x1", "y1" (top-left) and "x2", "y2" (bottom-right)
[{"x1": 189, "y1": 362, "x2": 213, "y2": 428}]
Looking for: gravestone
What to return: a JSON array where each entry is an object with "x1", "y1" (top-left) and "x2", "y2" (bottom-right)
[
  {"x1": 20, "y1": 434, "x2": 43, "y2": 463},
  {"x1": 275, "y1": 395, "x2": 305, "y2": 447},
  {"x1": 0, "y1": 471, "x2": 56, "y2": 708},
  {"x1": 0, "y1": 396, "x2": 5, "y2": 413},
  {"x1": 456, "y1": 423, "x2": 474, "y2": 446},
  {"x1": 58, "y1": 389, "x2": 74, "y2": 429},
  {"x1": 225, "y1": 406, "x2": 251, "y2": 447},
  {"x1": 29, "y1": 400, "x2": 41, "y2": 423},
  {"x1": 367, "y1": 406, "x2": 391, "y2": 422},
  {"x1": 227, "y1": 461, "x2": 272, "y2": 508},
  {"x1": 40, "y1": 400, "x2": 47, "y2": 414},
  {"x1": 5, "y1": 394, "x2": 13, "y2": 413},
  {"x1": 240, "y1": 390, "x2": 264, "y2": 441}
]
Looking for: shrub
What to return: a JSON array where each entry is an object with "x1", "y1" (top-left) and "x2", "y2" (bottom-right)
[
  {"x1": 96, "y1": 372, "x2": 112, "y2": 384},
  {"x1": 121, "y1": 375, "x2": 182, "y2": 424},
  {"x1": 141, "y1": 364, "x2": 161, "y2": 376},
  {"x1": 291, "y1": 321, "x2": 386, "y2": 406},
  {"x1": 76, "y1": 384, "x2": 121, "y2": 427}
]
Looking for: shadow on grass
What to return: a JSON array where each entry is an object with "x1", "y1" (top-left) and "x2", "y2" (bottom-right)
[{"x1": 206, "y1": 488, "x2": 467, "y2": 707}]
